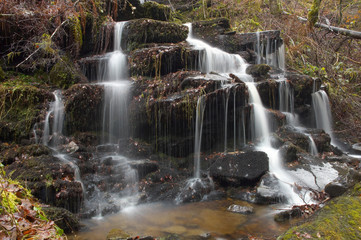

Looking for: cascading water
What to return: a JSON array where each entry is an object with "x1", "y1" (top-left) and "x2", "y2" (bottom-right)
[
  {"x1": 98, "y1": 21, "x2": 131, "y2": 144},
  {"x1": 194, "y1": 96, "x2": 206, "y2": 179},
  {"x1": 89, "y1": 21, "x2": 138, "y2": 215},
  {"x1": 312, "y1": 90, "x2": 335, "y2": 144},
  {"x1": 43, "y1": 90, "x2": 65, "y2": 147}
]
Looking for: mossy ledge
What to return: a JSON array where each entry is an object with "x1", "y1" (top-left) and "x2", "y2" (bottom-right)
[{"x1": 278, "y1": 183, "x2": 361, "y2": 240}]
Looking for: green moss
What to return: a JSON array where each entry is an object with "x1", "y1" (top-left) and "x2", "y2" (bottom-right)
[
  {"x1": 49, "y1": 56, "x2": 82, "y2": 89},
  {"x1": 0, "y1": 79, "x2": 49, "y2": 142},
  {"x1": 308, "y1": 0, "x2": 321, "y2": 26},
  {"x1": 278, "y1": 183, "x2": 361, "y2": 240},
  {"x1": 141, "y1": 1, "x2": 171, "y2": 21}
]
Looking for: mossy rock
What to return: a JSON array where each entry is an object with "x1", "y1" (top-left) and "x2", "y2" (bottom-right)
[
  {"x1": 49, "y1": 57, "x2": 85, "y2": 89},
  {"x1": 106, "y1": 229, "x2": 131, "y2": 240},
  {"x1": 138, "y1": 1, "x2": 171, "y2": 21},
  {"x1": 123, "y1": 18, "x2": 188, "y2": 51},
  {"x1": 42, "y1": 207, "x2": 80, "y2": 234},
  {"x1": 246, "y1": 64, "x2": 271, "y2": 78},
  {"x1": 278, "y1": 183, "x2": 361, "y2": 239},
  {"x1": 0, "y1": 82, "x2": 52, "y2": 143}
]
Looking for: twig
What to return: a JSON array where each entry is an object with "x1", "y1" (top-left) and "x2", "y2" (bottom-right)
[{"x1": 15, "y1": 0, "x2": 80, "y2": 68}]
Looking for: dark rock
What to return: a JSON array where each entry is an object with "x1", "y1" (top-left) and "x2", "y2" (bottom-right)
[
  {"x1": 42, "y1": 207, "x2": 80, "y2": 234},
  {"x1": 246, "y1": 64, "x2": 271, "y2": 78},
  {"x1": 123, "y1": 19, "x2": 188, "y2": 51},
  {"x1": 5, "y1": 154, "x2": 83, "y2": 213},
  {"x1": 274, "y1": 207, "x2": 302, "y2": 222},
  {"x1": 209, "y1": 151, "x2": 269, "y2": 186},
  {"x1": 352, "y1": 143, "x2": 361, "y2": 154},
  {"x1": 325, "y1": 180, "x2": 348, "y2": 198},
  {"x1": 255, "y1": 173, "x2": 287, "y2": 204},
  {"x1": 176, "y1": 178, "x2": 214, "y2": 203},
  {"x1": 138, "y1": 1, "x2": 171, "y2": 21},
  {"x1": 129, "y1": 159, "x2": 159, "y2": 179},
  {"x1": 49, "y1": 57, "x2": 87, "y2": 89},
  {"x1": 129, "y1": 43, "x2": 199, "y2": 77},
  {"x1": 279, "y1": 142, "x2": 299, "y2": 162},
  {"x1": 64, "y1": 84, "x2": 104, "y2": 134},
  {"x1": 227, "y1": 204, "x2": 254, "y2": 214}
]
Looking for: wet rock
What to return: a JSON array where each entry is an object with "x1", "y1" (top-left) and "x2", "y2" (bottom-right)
[
  {"x1": 49, "y1": 56, "x2": 87, "y2": 89},
  {"x1": 246, "y1": 64, "x2": 271, "y2": 79},
  {"x1": 129, "y1": 159, "x2": 159, "y2": 179},
  {"x1": 64, "y1": 84, "x2": 104, "y2": 135},
  {"x1": 191, "y1": 18, "x2": 281, "y2": 56},
  {"x1": 209, "y1": 151, "x2": 269, "y2": 186},
  {"x1": 352, "y1": 143, "x2": 361, "y2": 154},
  {"x1": 176, "y1": 178, "x2": 214, "y2": 203},
  {"x1": 325, "y1": 180, "x2": 348, "y2": 198},
  {"x1": 5, "y1": 153, "x2": 83, "y2": 213},
  {"x1": 227, "y1": 204, "x2": 254, "y2": 214},
  {"x1": 123, "y1": 19, "x2": 188, "y2": 51},
  {"x1": 137, "y1": 1, "x2": 171, "y2": 21},
  {"x1": 255, "y1": 173, "x2": 287, "y2": 204},
  {"x1": 106, "y1": 229, "x2": 131, "y2": 240},
  {"x1": 279, "y1": 142, "x2": 299, "y2": 163},
  {"x1": 129, "y1": 43, "x2": 199, "y2": 77},
  {"x1": 256, "y1": 80, "x2": 278, "y2": 109},
  {"x1": 274, "y1": 207, "x2": 302, "y2": 222},
  {"x1": 42, "y1": 207, "x2": 80, "y2": 234}
]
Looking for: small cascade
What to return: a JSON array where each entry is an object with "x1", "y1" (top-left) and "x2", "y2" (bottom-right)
[
  {"x1": 256, "y1": 32, "x2": 262, "y2": 64},
  {"x1": 32, "y1": 123, "x2": 39, "y2": 144},
  {"x1": 308, "y1": 135, "x2": 319, "y2": 156},
  {"x1": 98, "y1": 21, "x2": 131, "y2": 144},
  {"x1": 42, "y1": 90, "x2": 65, "y2": 147},
  {"x1": 194, "y1": 96, "x2": 206, "y2": 179},
  {"x1": 247, "y1": 83, "x2": 270, "y2": 144},
  {"x1": 278, "y1": 78, "x2": 294, "y2": 113},
  {"x1": 312, "y1": 90, "x2": 334, "y2": 143},
  {"x1": 102, "y1": 82, "x2": 130, "y2": 143},
  {"x1": 223, "y1": 88, "x2": 230, "y2": 152},
  {"x1": 185, "y1": 23, "x2": 248, "y2": 76}
]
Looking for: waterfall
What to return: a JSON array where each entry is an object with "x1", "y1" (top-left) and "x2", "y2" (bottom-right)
[
  {"x1": 278, "y1": 78, "x2": 294, "y2": 113},
  {"x1": 98, "y1": 21, "x2": 131, "y2": 144},
  {"x1": 256, "y1": 32, "x2": 262, "y2": 64},
  {"x1": 43, "y1": 90, "x2": 65, "y2": 147},
  {"x1": 312, "y1": 90, "x2": 334, "y2": 144},
  {"x1": 194, "y1": 96, "x2": 206, "y2": 179},
  {"x1": 185, "y1": 23, "x2": 248, "y2": 75},
  {"x1": 224, "y1": 88, "x2": 230, "y2": 152},
  {"x1": 308, "y1": 135, "x2": 319, "y2": 156}
]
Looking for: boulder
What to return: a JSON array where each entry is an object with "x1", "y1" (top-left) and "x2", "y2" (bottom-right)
[
  {"x1": 279, "y1": 142, "x2": 299, "y2": 163},
  {"x1": 209, "y1": 151, "x2": 269, "y2": 186},
  {"x1": 123, "y1": 19, "x2": 188, "y2": 51},
  {"x1": 128, "y1": 159, "x2": 159, "y2": 179},
  {"x1": 274, "y1": 207, "x2": 302, "y2": 222},
  {"x1": 129, "y1": 43, "x2": 199, "y2": 77},
  {"x1": 64, "y1": 84, "x2": 104, "y2": 135},
  {"x1": 42, "y1": 207, "x2": 80, "y2": 234},
  {"x1": 246, "y1": 64, "x2": 271, "y2": 79},
  {"x1": 324, "y1": 180, "x2": 348, "y2": 198},
  {"x1": 227, "y1": 204, "x2": 254, "y2": 214}
]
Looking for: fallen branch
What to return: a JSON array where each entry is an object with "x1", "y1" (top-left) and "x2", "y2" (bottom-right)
[
  {"x1": 16, "y1": 0, "x2": 80, "y2": 68},
  {"x1": 283, "y1": 11, "x2": 361, "y2": 40}
]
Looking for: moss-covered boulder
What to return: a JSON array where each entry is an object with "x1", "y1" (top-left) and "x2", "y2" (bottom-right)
[
  {"x1": 278, "y1": 183, "x2": 361, "y2": 239},
  {"x1": 64, "y1": 84, "x2": 104, "y2": 135},
  {"x1": 0, "y1": 80, "x2": 52, "y2": 143},
  {"x1": 5, "y1": 150, "x2": 83, "y2": 213},
  {"x1": 49, "y1": 57, "x2": 86, "y2": 89},
  {"x1": 123, "y1": 18, "x2": 188, "y2": 51},
  {"x1": 42, "y1": 207, "x2": 80, "y2": 234},
  {"x1": 129, "y1": 43, "x2": 199, "y2": 77},
  {"x1": 246, "y1": 64, "x2": 271, "y2": 79},
  {"x1": 138, "y1": 1, "x2": 171, "y2": 21}
]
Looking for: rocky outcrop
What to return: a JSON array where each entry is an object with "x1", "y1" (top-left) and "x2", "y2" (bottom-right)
[
  {"x1": 209, "y1": 151, "x2": 269, "y2": 186},
  {"x1": 123, "y1": 19, "x2": 188, "y2": 51},
  {"x1": 4, "y1": 145, "x2": 83, "y2": 213},
  {"x1": 64, "y1": 84, "x2": 104, "y2": 135},
  {"x1": 129, "y1": 43, "x2": 199, "y2": 77}
]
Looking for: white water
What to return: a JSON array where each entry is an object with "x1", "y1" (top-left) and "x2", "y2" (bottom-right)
[
  {"x1": 308, "y1": 135, "x2": 319, "y2": 156},
  {"x1": 278, "y1": 78, "x2": 294, "y2": 113},
  {"x1": 185, "y1": 23, "x2": 305, "y2": 205},
  {"x1": 194, "y1": 96, "x2": 206, "y2": 179},
  {"x1": 224, "y1": 88, "x2": 230, "y2": 152},
  {"x1": 98, "y1": 21, "x2": 131, "y2": 144},
  {"x1": 312, "y1": 90, "x2": 335, "y2": 144},
  {"x1": 42, "y1": 90, "x2": 65, "y2": 147}
]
